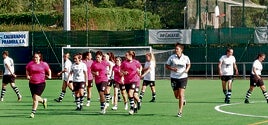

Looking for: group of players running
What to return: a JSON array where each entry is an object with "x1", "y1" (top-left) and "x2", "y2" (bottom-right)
[
  {"x1": 50, "y1": 50, "x2": 156, "y2": 115},
  {"x1": 3, "y1": 43, "x2": 268, "y2": 119},
  {"x1": 0, "y1": 43, "x2": 199, "y2": 118}
]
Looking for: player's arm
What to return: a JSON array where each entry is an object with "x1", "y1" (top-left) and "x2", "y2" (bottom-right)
[
  {"x1": 233, "y1": 62, "x2": 239, "y2": 76},
  {"x1": 141, "y1": 65, "x2": 151, "y2": 78},
  {"x1": 252, "y1": 67, "x2": 261, "y2": 79},
  {"x1": 46, "y1": 69, "x2": 52, "y2": 79},
  {"x1": 185, "y1": 63, "x2": 191, "y2": 73},
  {"x1": 218, "y1": 61, "x2": 222, "y2": 76},
  {"x1": 107, "y1": 63, "x2": 112, "y2": 76},
  {"x1": 5, "y1": 63, "x2": 16, "y2": 77},
  {"x1": 165, "y1": 64, "x2": 176, "y2": 72},
  {"x1": 66, "y1": 71, "x2": 73, "y2": 83},
  {"x1": 26, "y1": 70, "x2": 30, "y2": 80},
  {"x1": 84, "y1": 70, "x2": 88, "y2": 84},
  {"x1": 91, "y1": 70, "x2": 99, "y2": 76},
  {"x1": 57, "y1": 68, "x2": 67, "y2": 76}
]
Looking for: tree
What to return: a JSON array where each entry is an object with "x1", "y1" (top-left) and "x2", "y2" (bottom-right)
[{"x1": 0, "y1": 0, "x2": 24, "y2": 13}]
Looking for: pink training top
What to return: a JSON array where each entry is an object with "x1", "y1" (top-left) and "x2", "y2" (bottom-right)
[
  {"x1": 82, "y1": 60, "x2": 93, "y2": 80},
  {"x1": 133, "y1": 59, "x2": 142, "y2": 86},
  {"x1": 26, "y1": 61, "x2": 50, "y2": 84},
  {"x1": 91, "y1": 60, "x2": 109, "y2": 84},
  {"x1": 121, "y1": 59, "x2": 142, "y2": 84},
  {"x1": 112, "y1": 65, "x2": 123, "y2": 84}
]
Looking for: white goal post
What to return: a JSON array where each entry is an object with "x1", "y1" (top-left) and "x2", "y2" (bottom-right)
[{"x1": 61, "y1": 46, "x2": 152, "y2": 67}]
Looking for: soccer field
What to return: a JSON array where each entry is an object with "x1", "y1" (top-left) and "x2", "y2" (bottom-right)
[{"x1": 0, "y1": 79, "x2": 268, "y2": 125}]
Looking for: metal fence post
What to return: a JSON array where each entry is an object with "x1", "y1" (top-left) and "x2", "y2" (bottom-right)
[{"x1": 243, "y1": 63, "x2": 246, "y2": 79}]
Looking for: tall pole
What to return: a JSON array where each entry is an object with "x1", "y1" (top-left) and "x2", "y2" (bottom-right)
[
  {"x1": 86, "y1": 0, "x2": 89, "y2": 46},
  {"x1": 31, "y1": 0, "x2": 35, "y2": 55},
  {"x1": 205, "y1": 0, "x2": 208, "y2": 78},
  {"x1": 198, "y1": 0, "x2": 201, "y2": 29},
  {"x1": 144, "y1": 0, "x2": 148, "y2": 45},
  {"x1": 64, "y1": 0, "x2": 71, "y2": 31},
  {"x1": 242, "y1": 0, "x2": 245, "y2": 27},
  {"x1": 184, "y1": 6, "x2": 187, "y2": 29}
]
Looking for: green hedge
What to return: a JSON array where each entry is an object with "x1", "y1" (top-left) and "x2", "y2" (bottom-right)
[
  {"x1": 0, "y1": 8, "x2": 161, "y2": 31},
  {"x1": 0, "y1": 11, "x2": 61, "y2": 26}
]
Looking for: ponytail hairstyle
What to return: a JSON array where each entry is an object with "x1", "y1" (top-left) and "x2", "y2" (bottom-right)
[{"x1": 256, "y1": 53, "x2": 265, "y2": 60}]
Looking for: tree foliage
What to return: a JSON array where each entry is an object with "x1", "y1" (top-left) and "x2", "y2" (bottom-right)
[{"x1": 0, "y1": 0, "x2": 266, "y2": 30}]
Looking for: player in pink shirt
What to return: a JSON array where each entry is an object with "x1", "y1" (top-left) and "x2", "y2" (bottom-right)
[
  {"x1": 102, "y1": 53, "x2": 113, "y2": 109},
  {"x1": 132, "y1": 58, "x2": 142, "y2": 112},
  {"x1": 91, "y1": 51, "x2": 110, "y2": 114},
  {"x1": 26, "y1": 51, "x2": 51, "y2": 118},
  {"x1": 121, "y1": 50, "x2": 142, "y2": 115},
  {"x1": 82, "y1": 51, "x2": 94, "y2": 107},
  {"x1": 111, "y1": 57, "x2": 128, "y2": 110}
]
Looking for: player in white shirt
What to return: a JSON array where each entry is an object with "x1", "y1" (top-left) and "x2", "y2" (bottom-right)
[
  {"x1": 0, "y1": 51, "x2": 22, "y2": 102},
  {"x1": 244, "y1": 53, "x2": 268, "y2": 103},
  {"x1": 67, "y1": 53, "x2": 88, "y2": 111},
  {"x1": 218, "y1": 48, "x2": 239, "y2": 104},
  {"x1": 140, "y1": 52, "x2": 156, "y2": 102},
  {"x1": 166, "y1": 43, "x2": 191, "y2": 118},
  {"x1": 55, "y1": 53, "x2": 74, "y2": 102}
]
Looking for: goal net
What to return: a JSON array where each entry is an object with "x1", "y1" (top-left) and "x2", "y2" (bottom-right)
[{"x1": 61, "y1": 46, "x2": 152, "y2": 65}]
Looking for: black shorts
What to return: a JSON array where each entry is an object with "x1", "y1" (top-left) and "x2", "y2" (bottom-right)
[
  {"x1": 250, "y1": 74, "x2": 264, "y2": 87},
  {"x1": 171, "y1": 78, "x2": 188, "y2": 90},
  {"x1": 125, "y1": 82, "x2": 136, "y2": 93},
  {"x1": 142, "y1": 80, "x2": 155, "y2": 87},
  {"x1": 134, "y1": 85, "x2": 140, "y2": 93},
  {"x1": 73, "y1": 82, "x2": 85, "y2": 91},
  {"x1": 96, "y1": 81, "x2": 108, "y2": 92},
  {"x1": 29, "y1": 82, "x2": 46, "y2": 97},
  {"x1": 113, "y1": 81, "x2": 120, "y2": 89},
  {"x1": 2, "y1": 75, "x2": 15, "y2": 84},
  {"x1": 106, "y1": 79, "x2": 114, "y2": 87},
  {"x1": 119, "y1": 84, "x2": 126, "y2": 91},
  {"x1": 221, "y1": 75, "x2": 234, "y2": 82},
  {"x1": 87, "y1": 80, "x2": 93, "y2": 87}
]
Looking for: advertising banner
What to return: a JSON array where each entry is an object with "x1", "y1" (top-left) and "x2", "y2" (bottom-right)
[
  {"x1": 149, "y1": 29, "x2": 191, "y2": 44},
  {"x1": 254, "y1": 27, "x2": 268, "y2": 43},
  {"x1": 0, "y1": 31, "x2": 29, "y2": 47}
]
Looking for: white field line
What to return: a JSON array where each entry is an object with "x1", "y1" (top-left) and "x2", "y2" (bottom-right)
[{"x1": 214, "y1": 101, "x2": 268, "y2": 119}]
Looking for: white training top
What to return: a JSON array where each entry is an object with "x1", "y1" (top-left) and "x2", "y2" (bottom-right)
[
  {"x1": 251, "y1": 59, "x2": 262, "y2": 75},
  {"x1": 143, "y1": 61, "x2": 155, "y2": 81},
  {"x1": 71, "y1": 62, "x2": 87, "y2": 82},
  {"x1": 166, "y1": 54, "x2": 190, "y2": 79},
  {"x1": 219, "y1": 55, "x2": 236, "y2": 75},
  {"x1": 107, "y1": 60, "x2": 115, "y2": 80},
  {"x1": 3, "y1": 56, "x2": 14, "y2": 75},
  {"x1": 63, "y1": 59, "x2": 73, "y2": 81}
]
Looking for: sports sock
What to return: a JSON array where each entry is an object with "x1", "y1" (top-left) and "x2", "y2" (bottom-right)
[
  {"x1": 12, "y1": 86, "x2": 21, "y2": 97},
  {"x1": 75, "y1": 97, "x2": 81, "y2": 108},
  {"x1": 100, "y1": 102, "x2": 105, "y2": 110},
  {"x1": 262, "y1": 91, "x2": 268, "y2": 100},
  {"x1": 139, "y1": 92, "x2": 145, "y2": 100},
  {"x1": 226, "y1": 90, "x2": 232, "y2": 100},
  {"x1": 80, "y1": 97, "x2": 84, "y2": 106},
  {"x1": 80, "y1": 96, "x2": 84, "y2": 105},
  {"x1": 245, "y1": 90, "x2": 252, "y2": 99},
  {"x1": 129, "y1": 97, "x2": 134, "y2": 110},
  {"x1": 59, "y1": 91, "x2": 66, "y2": 100},
  {"x1": 31, "y1": 110, "x2": 36, "y2": 114},
  {"x1": 152, "y1": 92, "x2": 156, "y2": 100},
  {"x1": 105, "y1": 94, "x2": 110, "y2": 104},
  {"x1": 0, "y1": 89, "x2": 6, "y2": 99}
]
